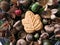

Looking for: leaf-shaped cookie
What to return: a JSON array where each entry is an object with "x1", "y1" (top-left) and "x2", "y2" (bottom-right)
[{"x1": 22, "y1": 11, "x2": 43, "y2": 33}]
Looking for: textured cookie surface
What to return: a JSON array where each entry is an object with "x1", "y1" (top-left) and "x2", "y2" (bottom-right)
[{"x1": 22, "y1": 11, "x2": 43, "y2": 33}]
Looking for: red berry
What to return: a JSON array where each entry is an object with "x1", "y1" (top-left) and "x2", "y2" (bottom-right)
[{"x1": 15, "y1": 10, "x2": 22, "y2": 16}]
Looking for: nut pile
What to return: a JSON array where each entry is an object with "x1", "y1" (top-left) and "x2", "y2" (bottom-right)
[{"x1": 0, "y1": 0, "x2": 60, "y2": 45}]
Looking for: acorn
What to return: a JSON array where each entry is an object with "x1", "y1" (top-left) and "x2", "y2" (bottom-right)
[
  {"x1": 26, "y1": 34, "x2": 33, "y2": 42},
  {"x1": 16, "y1": 39, "x2": 27, "y2": 45}
]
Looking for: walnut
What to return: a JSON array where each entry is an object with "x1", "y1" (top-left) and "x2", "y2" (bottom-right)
[{"x1": 22, "y1": 11, "x2": 43, "y2": 33}]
